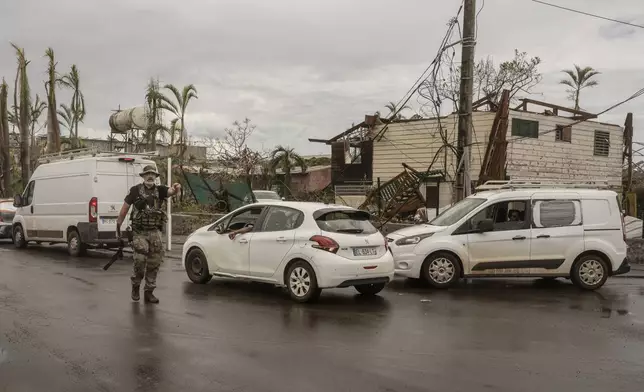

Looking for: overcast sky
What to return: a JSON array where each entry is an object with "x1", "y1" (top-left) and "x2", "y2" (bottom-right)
[{"x1": 1, "y1": 0, "x2": 643, "y2": 156}]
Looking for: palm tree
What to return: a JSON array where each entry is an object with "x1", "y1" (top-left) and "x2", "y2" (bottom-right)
[
  {"x1": 156, "y1": 84, "x2": 198, "y2": 158},
  {"x1": 29, "y1": 95, "x2": 47, "y2": 165},
  {"x1": 59, "y1": 64, "x2": 85, "y2": 149},
  {"x1": 11, "y1": 43, "x2": 31, "y2": 186},
  {"x1": 0, "y1": 79, "x2": 10, "y2": 195},
  {"x1": 57, "y1": 103, "x2": 73, "y2": 136},
  {"x1": 384, "y1": 101, "x2": 411, "y2": 120},
  {"x1": 144, "y1": 78, "x2": 163, "y2": 151},
  {"x1": 270, "y1": 146, "x2": 307, "y2": 198},
  {"x1": 44, "y1": 48, "x2": 62, "y2": 153},
  {"x1": 559, "y1": 65, "x2": 600, "y2": 111}
]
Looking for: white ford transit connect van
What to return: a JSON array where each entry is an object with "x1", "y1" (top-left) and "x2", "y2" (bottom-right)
[
  {"x1": 388, "y1": 180, "x2": 630, "y2": 290},
  {"x1": 12, "y1": 150, "x2": 159, "y2": 256}
]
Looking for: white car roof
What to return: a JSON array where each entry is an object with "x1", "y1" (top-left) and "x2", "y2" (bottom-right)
[{"x1": 471, "y1": 188, "x2": 618, "y2": 201}]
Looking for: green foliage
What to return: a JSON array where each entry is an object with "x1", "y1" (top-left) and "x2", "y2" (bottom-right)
[{"x1": 559, "y1": 65, "x2": 600, "y2": 111}]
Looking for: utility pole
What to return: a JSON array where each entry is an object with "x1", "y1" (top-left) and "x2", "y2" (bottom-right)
[
  {"x1": 624, "y1": 113, "x2": 633, "y2": 215},
  {"x1": 455, "y1": 0, "x2": 476, "y2": 201}
]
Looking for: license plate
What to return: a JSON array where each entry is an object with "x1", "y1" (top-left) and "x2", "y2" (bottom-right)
[
  {"x1": 353, "y1": 247, "x2": 377, "y2": 256},
  {"x1": 101, "y1": 218, "x2": 117, "y2": 225}
]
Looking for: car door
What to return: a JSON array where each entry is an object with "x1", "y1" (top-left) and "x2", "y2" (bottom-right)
[
  {"x1": 529, "y1": 192, "x2": 583, "y2": 274},
  {"x1": 248, "y1": 206, "x2": 303, "y2": 279},
  {"x1": 465, "y1": 199, "x2": 532, "y2": 275},
  {"x1": 204, "y1": 205, "x2": 267, "y2": 276},
  {"x1": 18, "y1": 181, "x2": 36, "y2": 239}
]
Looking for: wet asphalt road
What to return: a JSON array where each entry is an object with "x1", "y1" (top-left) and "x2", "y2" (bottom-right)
[{"x1": 1, "y1": 242, "x2": 644, "y2": 392}]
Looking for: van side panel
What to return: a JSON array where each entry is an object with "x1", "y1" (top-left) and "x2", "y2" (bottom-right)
[
  {"x1": 582, "y1": 198, "x2": 627, "y2": 271},
  {"x1": 31, "y1": 159, "x2": 93, "y2": 241}
]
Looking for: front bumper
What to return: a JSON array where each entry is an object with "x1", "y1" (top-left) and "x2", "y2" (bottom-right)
[{"x1": 613, "y1": 257, "x2": 631, "y2": 276}]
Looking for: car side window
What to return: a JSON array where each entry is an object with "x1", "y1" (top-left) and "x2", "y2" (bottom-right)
[
  {"x1": 532, "y1": 200, "x2": 581, "y2": 228},
  {"x1": 226, "y1": 206, "x2": 265, "y2": 232},
  {"x1": 260, "y1": 206, "x2": 304, "y2": 232},
  {"x1": 467, "y1": 200, "x2": 529, "y2": 232},
  {"x1": 22, "y1": 181, "x2": 35, "y2": 206}
]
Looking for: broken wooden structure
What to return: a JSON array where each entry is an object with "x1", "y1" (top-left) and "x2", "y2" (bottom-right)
[
  {"x1": 477, "y1": 89, "x2": 510, "y2": 185},
  {"x1": 359, "y1": 163, "x2": 444, "y2": 226}
]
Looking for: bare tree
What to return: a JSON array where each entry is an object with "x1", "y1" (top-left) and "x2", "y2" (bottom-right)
[
  {"x1": 11, "y1": 43, "x2": 31, "y2": 187},
  {"x1": 420, "y1": 49, "x2": 541, "y2": 116},
  {"x1": 207, "y1": 118, "x2": 265, "y2": 198},
  {"x1": 0, "y1": 79, "x2": 10, "y2": 196},
  {"x1": 44, "y1": 48, "x2": 62, "y2": 153}
]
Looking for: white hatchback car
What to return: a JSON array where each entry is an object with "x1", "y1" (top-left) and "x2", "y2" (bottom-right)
[
  {"x1": 388, "y1": 185, "x2": 630, "y2": 291},
  {"x1": 182, "y1": 201, "x2": 394, "y2": 302}
]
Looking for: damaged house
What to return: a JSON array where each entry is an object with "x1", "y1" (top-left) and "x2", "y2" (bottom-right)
[{"x1": 310, "y1": 96, "x2": 623, "y2": 217}]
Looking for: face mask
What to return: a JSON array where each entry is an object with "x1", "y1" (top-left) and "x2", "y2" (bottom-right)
[{"x1": 144, "y1": 175, "x2": 156, "y2": 187}]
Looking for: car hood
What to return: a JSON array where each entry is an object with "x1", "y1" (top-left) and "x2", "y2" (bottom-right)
[{"x1": 386, "y1": 224, "x2": 447, "y2": 238}]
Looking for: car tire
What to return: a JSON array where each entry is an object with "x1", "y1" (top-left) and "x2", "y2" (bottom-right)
[
  {"x1": 571, "y1": 254, "x2": 609, "y2": 290},
  {"x1": 354, "y1": 282, "x2": 387, "y2": 296},
  {"x1": 13, "y1": 225, "x2": 27, "y2": 249},
  {"x1": 186, "y1": 248, "x2": 213, "y2": 284},
  {"x1": 67, "y1": 230, "x2": 87, "y2": 257},
  {"x1": 286, "y1": 260, "x2": 321, "y2": 303},
  {"x1": 422, "y1": 252, "x2": 461, "y2": 289}
]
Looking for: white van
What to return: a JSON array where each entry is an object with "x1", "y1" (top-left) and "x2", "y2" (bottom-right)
[
  {"x1": 12, "y1": 150, "x2": 159, "y2": 256},
  {"x1": 387, "y1": 181, "x2": 630, "y2": 290}
]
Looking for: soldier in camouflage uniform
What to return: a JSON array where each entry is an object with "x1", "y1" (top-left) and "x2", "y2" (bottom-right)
[{"x1": 116, "y1": 165, "x2": 181, "y2": 304}]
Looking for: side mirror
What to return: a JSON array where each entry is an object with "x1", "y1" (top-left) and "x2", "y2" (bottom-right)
[
  {"x1": 214, "y1": 225, "x2": 224, "y2": 234},
  {"x1": 477, "y1": 218, "x2": 494, "y2": 233},
  {"x1": 281, "y1": 197, "x2": 285, "y2": 201},
  {"x1": 13, "y1": 194, "x2": 22, "y2": 207}
]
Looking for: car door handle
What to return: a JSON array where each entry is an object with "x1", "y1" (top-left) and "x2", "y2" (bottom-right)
[
  {"x1": 512, "y1": 236, "x2": 526, "y2": 240},
  {"x1": 276, "y1": 237, "x2": 287, "y2": 243},
  {"x1": 238, "y1": 238, "x2": 248, "y2": 244},
  {"x1": 30, "y1": 205, "x2": 33, "y2": 214},
  {"x1": 537, "y1": 234, "x2": 550, "y2": 239}
]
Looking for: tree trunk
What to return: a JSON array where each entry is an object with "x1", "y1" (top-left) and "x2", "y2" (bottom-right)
[
  {"x1": 46, "y1": 90, "x2": 61, "y2": 153},
  {"x1": 0, "y1": 83, "x2": 10, "y2": 196},
  {"x1": 284, "y1": 168, "x2": 291, "y2": 198}
]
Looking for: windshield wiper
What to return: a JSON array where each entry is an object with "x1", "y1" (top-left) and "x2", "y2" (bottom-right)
[{"x1": 336, "y1": 228, "x2": 364, "y2": 234}]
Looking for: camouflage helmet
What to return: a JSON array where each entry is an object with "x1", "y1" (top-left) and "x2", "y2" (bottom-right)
[{"x1": 139, "y1": 165, "x2": 159, "y2": 177}]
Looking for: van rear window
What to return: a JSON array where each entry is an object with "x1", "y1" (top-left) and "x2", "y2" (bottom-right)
[{"x1": 314, "y1": 209, "x2": 377, "y2": 234}]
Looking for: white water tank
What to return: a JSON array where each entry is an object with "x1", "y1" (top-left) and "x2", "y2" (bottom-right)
[{"x1": 109, "y1": 106, "x2": 148, "y2": 133}]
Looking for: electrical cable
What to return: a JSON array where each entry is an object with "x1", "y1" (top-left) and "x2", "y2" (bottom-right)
[{"x1": 531, "y1": 0, "x2": 644, "y2": 29}]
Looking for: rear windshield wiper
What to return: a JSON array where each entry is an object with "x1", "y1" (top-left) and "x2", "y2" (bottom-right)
[{"x1": 335, "y1": 228, "x2": 364, "y2": 234}]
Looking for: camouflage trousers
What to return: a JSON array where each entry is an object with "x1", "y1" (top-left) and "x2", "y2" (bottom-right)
[{"x1": 131, "y1": 229, "x2": 164, "y2": 291}]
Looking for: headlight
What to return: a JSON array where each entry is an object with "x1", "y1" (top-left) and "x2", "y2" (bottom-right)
[{"x1": 395, "y1": 232, "x2": 434, "y2": 246}]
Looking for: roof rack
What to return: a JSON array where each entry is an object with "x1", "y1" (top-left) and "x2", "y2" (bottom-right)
[
  {"x1": 475, "y1": 178, "x2": 611, "y2": 191},
  {"x1": 38, "y1": 148, "x2": 159, "y2": 164}
]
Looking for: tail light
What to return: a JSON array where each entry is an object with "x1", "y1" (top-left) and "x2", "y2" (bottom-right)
[
  {"x1": 309, "y1": 235, "x2": 339, "y2": 254},
  {"x1": 89, "y1": 197, "x2": 98, "y2": 223}
]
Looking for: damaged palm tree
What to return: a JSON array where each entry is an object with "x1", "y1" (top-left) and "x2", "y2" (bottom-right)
[
  {"x1": 44, "y1": 47, "x2": 62, "y2": 153},
  {"x1": 0, "y1": 79, "x2": 10, "y2": 196},
  {"x1": 144, "y1": 78, "x2": 163, "y2": 151},
  {"x1": 12, "y1": 43, "x2": 31, "y2": 186},
  {"x1": 59, "y1": 64, "x2": 85, "y2": 149}
]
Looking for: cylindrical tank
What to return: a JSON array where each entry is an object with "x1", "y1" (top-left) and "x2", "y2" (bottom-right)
[{"x1": 108, "y1": 106, "x2": 148, "y2": 133}]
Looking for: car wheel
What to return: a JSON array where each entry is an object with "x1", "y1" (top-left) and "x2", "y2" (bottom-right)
[
  {"x1": 286, "y1": 261, "x2": 321, "y2": 303},
  {"x1": 422, "y1": 252, "x2": 461, "y2": 289},
  {"x1": 354, "y1": 282, "x2": 387, "y2": 296},
  {"x1": 67, "y1": 230, "x2": 86, "y2": 257},
  {"x1": 13, "y1": 225, "x2": 27, "y2": 249},
  {"x1": 186, "y1": 248, "x2": 213, "y2": 284},
  {"x1": 571, "y1": 255, "x2": 608, "y2": 290}
]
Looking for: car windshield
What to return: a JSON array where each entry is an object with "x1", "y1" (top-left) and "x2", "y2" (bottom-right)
[
  {"x1": 314, "y1": 209, "x2": 378, "y2": 234},
  {"x1": 429, "y1": 197, "x2": 486, "y2": 227},
  {"x1": 253, "y1": 191, "x2": 280, "y2": 200}
]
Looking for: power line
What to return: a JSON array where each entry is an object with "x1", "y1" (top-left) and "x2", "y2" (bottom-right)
[{"x1": 531, "y1": 0, "x2": 644, "y2": 29}]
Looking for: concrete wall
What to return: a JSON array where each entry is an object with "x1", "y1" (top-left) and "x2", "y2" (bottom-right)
[{"x1": 290, "y1": 167, "x2": 331, "y2": 194}]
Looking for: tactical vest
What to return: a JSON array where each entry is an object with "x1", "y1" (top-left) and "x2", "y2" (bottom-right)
[{"x1": 131, "y1": 184, "x2": 167, "y2": 231}]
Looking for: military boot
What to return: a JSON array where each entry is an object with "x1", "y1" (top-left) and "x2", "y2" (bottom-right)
[
  {"x1": 131, "y1": 285, "x2": 141, "y2": 301},
  {"x1": 144, "y1": 290, "x2": 159, "y2": 304}
]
